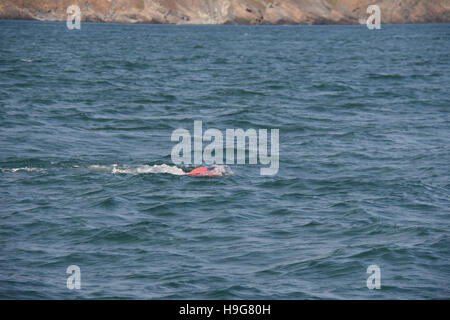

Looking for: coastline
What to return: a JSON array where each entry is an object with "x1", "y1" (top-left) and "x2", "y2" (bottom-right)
[{"x1": 1, "y1": 0, "x2": 449, "y2": 25}]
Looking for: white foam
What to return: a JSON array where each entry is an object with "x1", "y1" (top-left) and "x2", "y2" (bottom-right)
[
  {"x1": 208, "y1": 165, "x2": 232, "y2": 176},
  {"x1": 87, "y1": 164, "x2": 232, "y2": 176},
  {"x1": 1, "y1": 167, "x2": 46, "y2": 173},
  {"x1": 88, "y1": 164, "x2": 186, "y2": 175}
]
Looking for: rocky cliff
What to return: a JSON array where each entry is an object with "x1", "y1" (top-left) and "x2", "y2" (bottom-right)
[{"x1": 0, "y1": 0, "x2": 449, "y2": 24}]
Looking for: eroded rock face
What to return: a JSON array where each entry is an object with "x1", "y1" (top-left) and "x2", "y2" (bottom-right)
[{"x1": 0, "y1": 0, "x2": 449, "y2": 24}]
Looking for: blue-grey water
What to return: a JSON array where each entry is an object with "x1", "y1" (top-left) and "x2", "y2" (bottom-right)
[{"x1": 0, "y1": 20, "x2": 449, "y2": 299}]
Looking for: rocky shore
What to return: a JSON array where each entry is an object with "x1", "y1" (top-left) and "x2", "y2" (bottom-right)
[{"x1": 0, "y1": 0, "x2": 449, "y2": 25}]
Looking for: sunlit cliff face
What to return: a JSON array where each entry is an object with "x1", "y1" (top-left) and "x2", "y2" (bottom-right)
[{"x1": 0, "y1": 0, "x2": 449, "y2": 24}]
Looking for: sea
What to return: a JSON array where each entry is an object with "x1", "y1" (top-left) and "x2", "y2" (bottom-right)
[{"x1": 0, "y1": 20, "x2": 449, "y2": 299}]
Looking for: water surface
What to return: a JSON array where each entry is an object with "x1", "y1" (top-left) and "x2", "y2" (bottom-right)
[{"x1": 0, "y1": 21, "x2": 449, "y2": 299}]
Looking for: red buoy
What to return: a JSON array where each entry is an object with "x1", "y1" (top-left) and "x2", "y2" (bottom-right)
[{"x1": 185, "y1": 167, "x2": 215, "y2": 177}]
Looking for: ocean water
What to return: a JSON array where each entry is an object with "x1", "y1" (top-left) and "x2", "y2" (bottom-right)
[{"x1": 0, "y1": 20, "x2": 449, "y2": 299}]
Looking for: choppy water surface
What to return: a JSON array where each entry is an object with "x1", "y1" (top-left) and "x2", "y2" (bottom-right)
[{"x1": 0, "y1": 21, "x2": 449, "y2": 299}]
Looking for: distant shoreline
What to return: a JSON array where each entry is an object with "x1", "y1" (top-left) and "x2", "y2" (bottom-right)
[
  {"x1": 1, "y1": 0, "x2": 449, "y2": 26},
  {"x1": 1, "y1": 18, "x2": 450, "y2": 26}
]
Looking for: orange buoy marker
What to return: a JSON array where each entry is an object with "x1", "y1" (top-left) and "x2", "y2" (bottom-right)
[{"x1": 185, "y1": 167, "x2": 215, "y2": 177}]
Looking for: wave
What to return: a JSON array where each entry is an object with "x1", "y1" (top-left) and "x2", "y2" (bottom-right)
[
  {"x1": 1, "y1": 167, "x2": 46, "y2": 173},
  {"x1": 1, "y1": 163, "x2": 232, "y2": 177},
  {"x1": 87, "y1": 164, "x2": 232, "y2": 176},
  {"x1": 88, "y1": 164, "x2": 186, "y2": 175}
]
